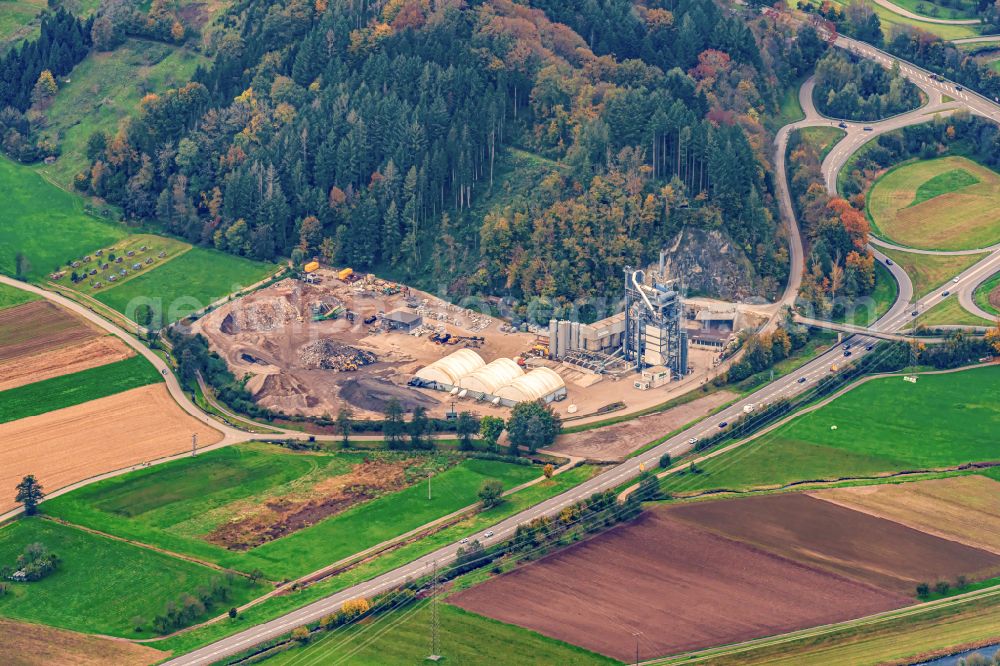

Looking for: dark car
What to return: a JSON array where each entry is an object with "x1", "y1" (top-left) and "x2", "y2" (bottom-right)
[
  {"x1": 843, "y1": 350, "x2": 852, "y2": 357},
  {"x1": 942, "y1": 290, "x2": 950, "y2": 297},
  {"x1": 886, "y1": 258, "x2": 893, "y2": 266},
  {"x1": 863, "y1": 126, "x2": 873, "y2": 131},
  {"x1": 956, "y1": 85, "x2": 964, "y2": 91},
  {"x1": 718, "y1": 421, "x2": 728, "y2": 428},
  {"x1": 797, "y1": 376, "x2": 807, "y2": 383},
  {"x1": 866, "y1": 344, "x2": 874, "y2": 351},
  {"x1": 838, "y1": 121, "x2": 848, "y2": 129},
  {"x1": 912, "y1": 310, "x2": 919, "y2": 316}
]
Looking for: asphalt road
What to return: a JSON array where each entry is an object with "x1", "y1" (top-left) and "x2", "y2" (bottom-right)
[{"x1": 868, "y1": 0, "x2": 980, "y2": 24}]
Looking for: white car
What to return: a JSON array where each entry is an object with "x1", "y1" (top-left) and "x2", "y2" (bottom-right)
[
  {"x1": 953, "y1": 277, "x2": 960, "y2": 283},
  {"x1": 459, "y1": 538, "x2": 469, "y2": 545},
  {"x1": 484, "y1": 531, "x2": 494, "y2": 538},
  {"x1": 688, "y1": 437, "x2": 698, "y2": 445}
]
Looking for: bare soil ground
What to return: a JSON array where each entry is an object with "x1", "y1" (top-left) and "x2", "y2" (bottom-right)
[
  {"x1": 0, "y1": 384, "x2": 223, "y2": 513},
  {"x1": 811, "y1": 475, "x2": 1000, "y2": 556},
  {"x1": 0, "y1": 300, "x2": 98, "y2": 361},
  {"x1": 206, "y1": 458, "x2": 412, "y2": 550},
  {"x1": 0, "y1": 335, "x2": 133, "y2": 391},
  {"x1": 0, "y1": 617, "x2": 165, "y2": 666},
  {"x1": 450, "y1": 511, "x2": 909, "y2": 661},
  {"x1": 193, "y1": 273, "x2": 537, "y2": 419},
  {"x1": 546, "y1": 390, "x2": 736, "y2": 461},
  {"x1": 669, "y1": 494, "x2": 1000, "y2": 594}
]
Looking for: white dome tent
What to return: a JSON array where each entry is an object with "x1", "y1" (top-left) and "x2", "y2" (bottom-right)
[
  {"x1": 457, "y1": 358, "x2": 525, "y2": 395},
  {"x1": 414, "y1": 349, "x2": 486, "y2": 386},
  {"x1": 495, "y1": 367, "x2": 566, "y2": 405}
]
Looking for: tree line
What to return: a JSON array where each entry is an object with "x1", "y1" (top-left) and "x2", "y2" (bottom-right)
[{"x1": 814, "y1": 50, "x2": 920, "y2": 121}]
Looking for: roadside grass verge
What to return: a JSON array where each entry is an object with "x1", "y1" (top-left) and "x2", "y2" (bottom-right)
[
  {"x1": 0, "y1": 517, "x2": 262, "y2": 638},
  {"x1": 915, "y1": 294, "x2": 992, "y2": 328},
  {"x1": 974, "y1": 271, "x2": 1000, "y2": 317},
  {"x1": 0, "y1": 354, "x2": 162, "y2": 424},
  {"x1": 880, "y1": 247, "x2": 987, "y2": 297},
  {"x1": 798, "y1": 126, "x2": 846, "y2": 160},
  {"x1": 663, "y1": 365, "x2": 1000, "y2": 496},
  {"x1": 832, "y1": 260, "x2": 898, "y2": 327}
]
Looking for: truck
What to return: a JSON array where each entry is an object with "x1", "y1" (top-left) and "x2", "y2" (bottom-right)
[{"x1": 742, "y1": 403, "x2": 755, "y2": 414}]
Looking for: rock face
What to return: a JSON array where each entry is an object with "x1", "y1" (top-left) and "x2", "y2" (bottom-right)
[{"x1": 659, "y1": 227, "x2": 762, "y2": 301}]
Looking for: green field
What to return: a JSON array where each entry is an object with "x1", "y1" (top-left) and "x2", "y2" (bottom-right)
[
  {"x1": 888, "y1": 0, "x2": 979, "y2": 19},
  {"x1": 263, "y1": 602, "x2": 615, "y2": 666},
  {"x1": 0, "y1": 517, "x2": 261, "y2": 637},
  {"x1": 0, "y1": 282, "x2": 39, "y2": 310},
  {"x1": 48, "y1": 234, "x2": 190, "y2": 295},
  {"x1": 880, "y1": 247, "x2": 986, "y2": 297},
  {"x1": 35, "y1": 39, "x2": 208, "y2": 189},
  {"x1": 836, "y1": 260, "x2": 899, "y2": 327},
  {"x1": 95, "y1": 246, "x2": 276, "y2": 324},
  {"x1": 0, "y1": 354, "x2": 162, "y2": 423},
  {"x1": 974, "y1": 271, "x2": 1000, "y2": 316},
  {"x1": 915, "y1": 293, "x2": 992, "y2": 327},
  {"x1": 868, "y1": 156, "x2": 1000, "y2": 251},
  {"x1": 0, "y1": 157, "x2": 128, "y2": 280},
  {"x1": 664, "y1": 365, "x2": 1000, "y2": 496},
  {"x1": 798, "y1": 126, "x2": 846, "y2": 161},
  {"x1": 0, "y1": 0, "x2": 45, "y2": 48},
  {"x1": 46, "y1": 446, "x2": 542, "y2": 580}
]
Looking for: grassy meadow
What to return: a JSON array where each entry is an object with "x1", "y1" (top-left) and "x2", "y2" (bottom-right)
[
  {"x1": 95, "y1": 246, "x2": 276, "y2": 324},
  {"x1": 915, "y1": 293, "x2": 992, "y2": 327},
  {"x1": 663, "y1": 365, "x2": 1000, "y2": 495},
  {"x1": 0, "y1": 354, "x2": 162, "y2": 423},
  {"x1": 0, "y1": 157, "x2": 128, "y2": 280},
  {"x1": 0, "y1": 282, "x2": 39, "y2": 310},
  {"x1": 0, "y1": 517, "x2": 261, "y2": 637}
]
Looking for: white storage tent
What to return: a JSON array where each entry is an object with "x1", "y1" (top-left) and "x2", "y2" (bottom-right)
[
  {"x1": 457, "y1": 358, "x2": 525, "y2": 395},
  {"x1": 414, "y1": 349, "x2": 485, "y2": 386},
  {"x1": 495, "y1": 367, "x2": 566, "y2": 404}
]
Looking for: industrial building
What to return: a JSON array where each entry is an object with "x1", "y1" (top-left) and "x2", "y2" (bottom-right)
[
  {"x1": 384, "y1": 309, "x2": 423, "y2": 332},
  {"x1": 547, "y1": 268, "x2": 687, "y2": 381},
  {"x1": 413, "y1": 350, "x2": 567, "y2": 407}
]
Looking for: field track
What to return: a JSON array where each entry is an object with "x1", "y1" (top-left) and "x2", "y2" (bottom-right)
[
  {"x1": 0, "y1": 384, "x2": 223, "y2": 513},
  {"x1": 0, "y1": 335, "x2": 132, "y2": 391},
  {"x1": 0, "y1": 300, "x2": 98, "y2": 361},
  {"x1": 0, "y1": 617, "x2": 165, "y2": 666},
  {"x1": 451, "y1": 511, "x2": 908, "y2": 660}
]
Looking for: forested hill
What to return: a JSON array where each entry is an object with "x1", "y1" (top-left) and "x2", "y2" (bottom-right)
[{"x1": 79, "y1": 0, "x2": 821, "y2": 308}]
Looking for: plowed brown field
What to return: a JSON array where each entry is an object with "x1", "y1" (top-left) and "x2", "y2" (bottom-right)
[
  {"x1": 450, "y1": 511, "x2": 909, "y2": 661},
  {"x1": 669, "y1": 493, "x2": 1000, "y2": 594},
  {"x1": 811, "y1": 475, "x2": 1000, "y2": 556},
  {"x1": 0, "y1": 384, "x2": 223, "y2": 513},
  {"x1": 0, "y1": 301, "x2": 98, "y2": 361},
  {"x1": 0, "y1": 618, "x2": 165, "y2": 666},
  {"x1": 0, "y1": 335, "x2": 133, "y2": 391}
]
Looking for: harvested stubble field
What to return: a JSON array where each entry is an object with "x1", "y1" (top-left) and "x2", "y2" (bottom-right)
[
  {"x1": 0, "y1": 300, "x2": 99, "y2": 361},
  {"x1": 0, "y1": 617, "x2": 165, "y2": 666},
  {"x1": 669, "y1": 493, "x2": 1000, "y2": 595},
  {"x1": 0, "y1": 335, "x2": 133, "y2": 391},
  {"x1": 451, "y1": 510, "x2": 910, "y2": 661},
  {"x1": 811, "y1": 475, "x2": 1000, "y2": 555},
  {"x1": 868, "y1": 156, "x2": 1000, "y2": 251},
  {"x1": 0, "y1": 384, "x2": 223, "y2": 513}
]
